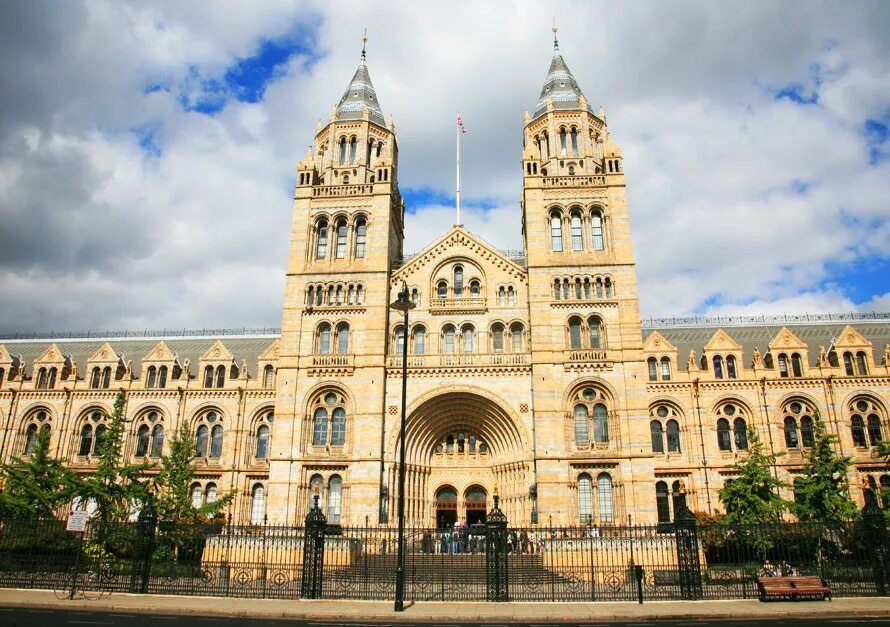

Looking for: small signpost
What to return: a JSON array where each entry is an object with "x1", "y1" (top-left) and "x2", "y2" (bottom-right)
[{"x1": 66, "y1": 510, "x2": 89, "y2": 532}]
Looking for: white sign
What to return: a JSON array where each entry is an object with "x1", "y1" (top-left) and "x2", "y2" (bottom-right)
[{"x1": 66, "y1": 510, "x2": 89, "y2": 532}]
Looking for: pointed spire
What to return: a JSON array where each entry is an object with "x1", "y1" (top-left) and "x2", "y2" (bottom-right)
[
  {"x1": 335, "y1": 30, "x2": 385, "y2": 126},
  {"x1": 533, "y1": 25, "x2": 592, "y2": 120}
]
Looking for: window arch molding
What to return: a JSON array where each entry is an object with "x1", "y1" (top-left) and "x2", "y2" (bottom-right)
[
  {"x1": 131, "y1": 406, "x2": 166, "y2": 459},
  {"x1": 713, "y1": 397, "x2": 753, "y2": 453},
  {"x1": 73, "y1": 405, "x2": 111, "y2": 458},
  {"x1": 843, "y1": 392, "x2": 887, "y2": 448},
  {"x1": 191, "y1": 405, "x2": 227, "y2": 460},
  {"x1": 564, "y1": 379, "x2": 616, "y2": 448},
  {"x1": 250, "y1": 406, "x2": 274, "y2": 462},
  {"x1": 588, "y1": 204, "x2": 607, "y2": 251},
  {"x1": 648, "y1": 400, "x2": 684, "y2": 454},
  {"x1": 429, "y1": 258, "x2": 485, "y2": 299},
  {"x1": 304, "y1": 384, "x2": 353, "y2": 450},
  {"x1": 19, "y1": 405, "x2": 53, "y2": 455}
]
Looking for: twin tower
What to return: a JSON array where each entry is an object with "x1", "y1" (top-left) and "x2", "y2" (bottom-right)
[{"x1": 267, "y1": 36, "x2": 646, "y2": 528}]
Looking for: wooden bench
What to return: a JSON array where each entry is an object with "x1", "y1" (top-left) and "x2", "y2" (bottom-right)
[{"x1": 757, "y1": 576, "x2": 831, "y2": 602}]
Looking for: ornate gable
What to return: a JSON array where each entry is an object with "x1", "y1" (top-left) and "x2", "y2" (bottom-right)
[
  {"x1": 643, "y1": 330, "x2": 677, "y2": 354},
  {"x1": 0, "y1": 344, "x2": 12, "y2": 365},
  {"x1": 88, "y1": 342, "x2": 121, "y2": 364},
  {"x1": 391, "y1": 227, "x2": 527, "y2": 284},
  {"x1": 831, "y1": 325, "x2": 872, "y2": 349},
  {"x1": 257, "y1": 339, "x2": 280, "y2": 362},
  {"x1": 143, "y1": 341, "x2": 176, "y2": 363},
  {"x1": 767, "y1": 327, "x2": 808, "y2": 351},
  {"x1": 703, "y1": 329, "x2": 742, "y2": 353},
  {"x1": 200, "y1": 339, "x2": 234, "y2": 363},
  {"x1": 35, "y1": 343, "x2": 66, "y2": 365}
]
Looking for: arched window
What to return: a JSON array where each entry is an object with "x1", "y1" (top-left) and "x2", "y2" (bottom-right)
[
  {"x1": 215, "y1": 365, "x2": 225, "y2": 388},
  {"x1": 470, "y1": 280, "x2": 480, "y2": 296},
  {"x1": 568, "y1": 317, "x2": 583, "y2": 350},
  {"x1": 717, "y1": 418, "x2": 731, "y2": 451},
  {"x1": 24, "y1": 424, "x2": 40, "y2": 455},
  {"x1": 36, "y1": 368, "x2": 47, "y2": 389},
  {"x1": 337, "y1": 323, "x2": 350, "y2": 354},
  {"x1": 151, "y1": 424, "x2": 164, "y2": 458},
  {"x1": 190, "y1": 483, "x2": 203, "y2": 509},
  {"x1": 453, "y1": 266, "x2": 464, "y2": 297},
  {"x1": 195, "y1": 424, "x2": 209, "y2": 457},
  {"x1": 349, "y1": 137, "x2": 357, "y2": 164},
  {"x1": 135, "y1": 425, "x2": 149, "y2": 457},
  {"x1": 791, "y1": 353, "x2": 803, "y2": 377},
  {"x1": 593, "y1": 404, "x2": 609, "y2": 443},
  {"x1": 559, "y1": 128, "x2": 567, "y2": 156},
  {"x1": 726, "y1": 355, "x2": 737, "y2": 379},
  {"x1": 251, "y1": 484, "x2": 266, "y2": 525},
  {"x1": 255, "y1": 424, "x2": 270, "y2": 459},
  {"x1": 443, "y1": 325, "x2": 456, "y2": 354},
  {"x1": 205, "y1": 483, "x2": 217, "y2": 504},
  {"x1": 778, "y1": 354, "x2": 789, "y2": 378},
  {"x1": 570, "y1": 211, "x2": 583, "y2": 250},
  {"x1": 570, "y1": 128, "x2": 579, "y2": 155},
  {"x1": 338, "y1": 137, "x2": 346, "y2": 165},
  {"x1": 436, "y1": 280, "x2": 447, "y2": 299},
  {"x1": 334, "y1": 219, "x2": 348, "y2": 259},
  {"x1": 584, "y1": 278, "x2": 592, "y2": 299},
  {"x1": 210, "y1": 425, "x2": 223, "y2": 458},
  {"x1": 327, "y1": 475, "x2": 343, "y2": 522},
  {"x1": 158, "y1": 365, "x2": 168, "y2": 388},
  {"x1": 394, "y1": 325, "x2": 405, "y2": 355},
  {"x1": 316, "y1": 220, "x2": 328, "y2": 259},
  {"x1": 574, "y1": 404, "x2": 590, "y2": 445},
  {"x1": 660, "y1": 357, "x2": 672, "y2": 381},
  {"x1": 591, "y1": 211, "x2": 604, "y2": 251},
  {"x1": 856, "y1": 352, "x2": 869, "y2": 376},
  {"x1": 851, "y1": 414, "x2": 867, "y2": 447},
  {"x1": 784, "y1": 417, "x2": 799, "y2": 448},
  {"x1": 101, "y1": 367, "x2": 112, "y2": 388},
  {"x1": 414, "y1": 326, "x2": 426, "y2": 355},
  {"x1": 578, "y1": 473, "x2": 593, "y2": 523},
  {"x1": 93, "y1": 424, "x2": 107, "y2": 453},
  {"x1": 312, "y1": 408, "x2": 328, "y2": 445},
  {"x1": 588, "y1": 317, "x2": 603, "y2": 349},
  {"x1": 146, "y1": 366, "x2": 157, "y2": 389},
  {"x1": 733, "y1": 418, "x2": 748, "y2": 450},
  {"x1": 462, "y1": 325, "x2": 474, "y2": 353},
  {"x1": 650, "y1": 420, "x2": 664, "y2": 453},
  {"x1": 800, "y1": 416, "x2": 814, "y2": 448},
  {"x1": 47, "y1": 367, "x2": 57, "y2": 389},
  {"x1": 867, "y1": 414, "x2": 883, "y2": 445},
  {"x1": 843, "y1": 352, "x2": 854, "y2": 376},
  {"x1": 550, "y1": 212, "x2": 563, "y2": 251},
  {"x1": 656, "y1": 481, "x2": 671, "y2": 525},
  {"x1": 510, "y1": 323, "x2": 523, "y2": 352},
  {"x1": 80, "y1": 424, "x2": 94, "y2": 456},
  {"x1": 597, "y1": 473, "x2": 614, "y2": 523},
  {"x1": 203, "y1": 366, "x2": 213, "y2": 388},
  {"x1": 647, "y1": 357, "x2": 658, "y2": 381},
  {"x1": 667, "y1": 420, "x2": 681, "y2": 453},
  {"x1": 354, "y1": 219, "x2": 367, "y2": 258},
  {"x1": 507, "y1": 285, "x2": 515, "y2": 305},
  {"x1": 263, "y1": 365, "x2": 275, "y2": 388},
  {"x1": 331, "y1": 408, "x2": 346, "y2": 446},
  {"x1": 713, "y1": 356, "x2": 724, "y2": 379},
  {"x1": 90, "y1": 367, "x2": 101, "y2": 389},
  {"x1": 318, "y1": 323, "x2": 332, "y2": 354},
  {"x1": 492, "y1": 324, "x2": 504, "y2": 353}
]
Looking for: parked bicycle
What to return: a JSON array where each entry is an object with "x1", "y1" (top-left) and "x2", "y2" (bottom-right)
[{"x1": 53, "y1": 558, "x2": 113, "y2": 600}]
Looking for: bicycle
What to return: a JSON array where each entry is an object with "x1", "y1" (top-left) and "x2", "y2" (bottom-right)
[{"x1": 53, "y1": 558, "x2": 113, "y2": 600}]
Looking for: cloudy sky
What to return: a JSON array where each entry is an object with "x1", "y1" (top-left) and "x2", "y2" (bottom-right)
[{"x1": 1, "y1": 0, "x2": 889, "y2": 334}]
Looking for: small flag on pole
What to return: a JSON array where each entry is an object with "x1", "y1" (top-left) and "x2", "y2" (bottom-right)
[{"x1": 457, "y1": 115, "x2": 467, "y2": 134}]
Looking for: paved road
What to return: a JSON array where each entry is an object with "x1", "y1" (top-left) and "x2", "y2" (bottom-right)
[{"x1": 2, "y1": 608, "x2": 890, "y2": 627}]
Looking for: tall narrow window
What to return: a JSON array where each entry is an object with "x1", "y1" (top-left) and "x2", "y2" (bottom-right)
[
  {"x1": 318, "y1": 323, "x2": 331, "y2": 355},
  {"x1": 867, "y1": 414, "x2": 883, "y2": 445},
  {"x1": 210, "y1": 425, "x2": 223, "y2": 458},
  {"x1": 251, "y1": 484, "x2": 265, "y2": 525},
  {"x1": 843, "y1": 352, "x2": 854, "y2": 376},
  {"x1": 550, "y1": 212, "x2": 563, "y2": 251},
  {"x1": 588, "y1": 317, "x2": 602, "y2": 349},
  {"x1": 578, "y1": 473, "x2": 593, "y2": 523},
  {"x1": 857, "y1": 352, "x2": 869, "y2": 376},
  {"x1": 791, "y1": 354, "x2": 803, "y2": 377},
  {"x1": 713, "y1": 356, "x2": 724, "y2": 379},
  {"x1": 151, "y1": 425, "x2": 164, "y2": 457},
  {"x1": 667, "y1": 420, "x2": 681, "y2": 453},
  {"x1": 511, "y1": 323, "x2": 523, "y2": 352},
  {"x1": 470, "y1": 280, "x2": 480, "y2": 296},
  {"x1": 135, "y1": 425, "x2": 149, "y2": 457},
  {"x1": 591, "y1": 212, "x2": 604, "y2": 251},
  {"x1": 395, "y1": 326, "x2": 405, "y2": 355},
  {"x1": 94, "y1": 425, "x2": 107, "y2": 453},
  {"x1": 215, "y1": 365, "x2": 225, "y2": 388},
  {"x1": 90, "y1": 367, "x2": 101, "y2": 389},
  {"x1": 574, "y1": 404, "x2": 589, "y2": 444},
  {"x1": 717, "y1": 418, "x2": 731, "y2": 451},
  {"x1": 647, "y1": 357, "x2": 658, "y2": 381},
  {"x1": 414, "y1": 327, "x2": 425, "y2": 355},
  {"x1": 650, "y1": 420, "x2": 664, "y2": 453},
  {"x1": 492, "y1": 324, "x2": 504, "y2": 353},
  {"x1": 508, "y1": 286, "x2": 515, "y2": 305},
  {"x1": 47, "y1": 368, "x2": 57, "y2": 389},
  {"x1": 597, "y1": 473, "x2": 614, "y2": 523},
  {"x1": 454, "y1": 266, "x2": 464, "y2": 297},
  {"x1": 570, "y1": 212, "x2": 583, "y2": 250},
  {"x1": 312, "y1": 408, "x2": 328, "y2": 445},
  {"x1": 338, "y1": 137, "x2": 346, "y2": 165},
  {"x1": 191, "y1": 483, "x2": 203, "y2": 509},
  {"x1": 733, "y1": 418, "x2": 748, "y2": 450},
  {"x1": 255, "y1": 425, "x2": 270, "y2": 459},
  {"x1": 205, "y1": 483, "x2": 217, "y2": 503},
  {"x1": 195, "y1": 425, "x2": 209, "y2": 457},
  {"x1": 593, "y1": 404, "x2": 609, "y2": 443},
  {"x1": 349, "y1": 137, "x2": 357, "y2": 164},
  {"x1": 337, "y1": 323, "x2": 349, "y2": 354},
  {"x1": 726, "y1": 355, "x2": 737, "y2": 379},
  {"x1": 851, "y1": 415, "x2": 867, "y2": 447},
  {"x1": 331, "y1": 408, "x2": 346, "y2": 446},
  {"x1": 800, "y1": 416, "x2": 814, "y2": 448},
  {"x1": 146, "y1": 366, "x2": 157, "y2": 389},
  {"x1": 263, "y1": 365, "x2": 274, "y2": 388},
  {"x1": 354, "y1": 219, "x2": 367, "y2": 258},
  {"x1": 204, "y1": 366, "x2": 213, "y2": 388},
  {"x1": 462, "y1": 326, "x2": 474, "y2": 353},
  {"x1": 158, "y1": 365, "x2": 167, "y2": 388},
  {"x1": 335, "y1": 220, "x2": 347, "y2": 259},
  {"x1": 24, "y1": 424, "x2": 39, "y2": 455},
  {"x1": 316, "y1": 220, "x2": 328, "y2": 259},
  {"x1": 36, "y1": 368, "x2": 47, "y2": 389},
  {"x1": 437, "y1": 281, "x2": 447, "y2": 298},
  {"x1": 784, "y1": 417, "x2": 799, "y2": 448},
  {"x1": 569, "y1": 317, "x2": 582, "y2": 349},
  {"x1": 327, "y1": 476, "x2": 343, "y2": 523},
  {"x1": 559, "y1": 128, "x2": 567, "y2": 156},
  {"x1": 656, "y1": 482, "x2": 671, "y2": 525},
  {"x1": 80, "y1": 425, "x2": 94, "y2": 456},
  {"x1": 444, "y1": 326, "x2": 455, "y2": 354},
  {"x1": 101, "y1": 367, "x2": 112, "y2": 388},
  {"x1": 570, "y1": 128, "x2": 579, "y2": 155},
  {"x1": 778, "y1": 354, "x2": 789, "y2": 378},
  {"x1": 660, "y1": 357, "x2": 671, "y2": 381}
]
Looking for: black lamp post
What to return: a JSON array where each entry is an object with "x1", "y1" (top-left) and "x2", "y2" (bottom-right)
[{"x1": 389, "y1": 281, "x2": 415, "y2": 612}]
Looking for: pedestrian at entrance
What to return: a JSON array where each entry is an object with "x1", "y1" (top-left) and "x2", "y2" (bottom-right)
[
  {"x1": 452, "y1": 521, "x2": 461, "y2": 553},
  {"x1": 507, "y1": 530, "x2": 517, "y2": 554},
  {"x1": 519, "y1": 530, "x2": 529, "y2": 554}
]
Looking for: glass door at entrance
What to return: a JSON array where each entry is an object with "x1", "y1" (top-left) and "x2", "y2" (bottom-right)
[
  {"x1": 465, "y1": 486, "x2": 487, "y2": 525},
  {"x1": 436, "y1": 486, "x2": 457, "y2": 529}
]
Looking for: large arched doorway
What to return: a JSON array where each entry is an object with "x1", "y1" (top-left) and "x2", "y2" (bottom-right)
[
  {"x1": 435, "y1": 485, "x2": 458, "y2": 529},
  {"x1": 464, "y1": 486, "x2": 487, "y2": 525}
]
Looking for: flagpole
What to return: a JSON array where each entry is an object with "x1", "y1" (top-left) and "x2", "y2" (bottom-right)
[{"x1": 456, "y1": 113, "x2": 461, "y2": 227}]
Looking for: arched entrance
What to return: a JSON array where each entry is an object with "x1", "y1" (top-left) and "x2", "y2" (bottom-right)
[
  {"x1": 435, "y1": 485, "x2": 458, "y2": 529},
  {"x1": 464, "y1": 486, "x2": 487, "y2": 525}
]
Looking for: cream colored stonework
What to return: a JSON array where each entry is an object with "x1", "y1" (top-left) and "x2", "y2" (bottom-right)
[{"x1": 1, "y1": 47, "x2": 890, "y2": 529}]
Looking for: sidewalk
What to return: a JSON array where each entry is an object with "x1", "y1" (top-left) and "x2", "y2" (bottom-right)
[{"x1": 1, "y1": 589, "x2": 889, "y2": 622}]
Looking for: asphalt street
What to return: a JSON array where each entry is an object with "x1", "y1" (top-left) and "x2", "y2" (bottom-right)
[{"x1": 2, "y1": 607, "x2": 890, "y2": 627}]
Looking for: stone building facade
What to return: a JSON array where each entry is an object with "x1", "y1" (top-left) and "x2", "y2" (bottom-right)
[{"x1": 1, "y1": 42, "x2": 889, "y2": 528}]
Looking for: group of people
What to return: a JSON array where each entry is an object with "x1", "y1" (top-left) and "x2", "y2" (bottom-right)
[
  {"x1": 416, "y1": 519, "x2": 606, "y2": 555},
  {"x1": 761, "y1": 559, "x2": 797, "y2": 577}
]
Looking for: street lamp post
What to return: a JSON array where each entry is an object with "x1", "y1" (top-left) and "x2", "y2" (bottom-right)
[{"x1": 389, "y1": 281, "x2": 415, "y2": 612}]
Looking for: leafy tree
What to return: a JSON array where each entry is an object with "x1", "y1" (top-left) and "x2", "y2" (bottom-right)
[
  {"x1": 791, "y1": 416, "x2": 857, "y2": 525},
  {"x1": 0, "y1": 425, "x2": 82, "y2": 520},
  {"x1": 81, "y1": 391, "x2": 153, "y2": 523},
  {"x1": 154, "y1": 424, "x2": 232, "y2": 523},
  {"x1": 719, "y1": 427, "x2": 790, "y2": 526}
]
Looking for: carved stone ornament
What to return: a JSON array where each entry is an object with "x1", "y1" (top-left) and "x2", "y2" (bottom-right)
[{"x1": 752, "y1": 347, "x2": 762, "y2": 367}]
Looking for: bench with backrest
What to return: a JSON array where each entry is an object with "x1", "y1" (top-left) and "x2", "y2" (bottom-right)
[{"x1": 757, "y1": 576, "x2": 830, "y2": 602}]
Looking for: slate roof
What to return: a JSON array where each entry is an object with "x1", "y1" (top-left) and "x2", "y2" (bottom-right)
[
  {"x1": 533, "y1": 43, "x2": 592, "y2": 120},
  {"x1": 335, "y1": 52, "x2": 385, "y2": 126}
]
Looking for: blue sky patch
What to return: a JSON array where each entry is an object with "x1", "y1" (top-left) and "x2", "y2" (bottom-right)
[
  {"x1": 823, "y1": 257, "x2": 890, "y2": 306},
  {"x1": 774, "y1": 82, "x2": 819, "y2": 105},
  {"x1": 131, "y1": 124, "x2": 161, "y2": 158},
  {"x1": 865, "y1": 116, "x2": 889, "y2": 165},
  {"x1": 403, "y1": 186, "x2": 498, "y2": 214}
]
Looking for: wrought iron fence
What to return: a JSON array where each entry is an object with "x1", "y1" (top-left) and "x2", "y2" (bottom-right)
[{"x1": 0, "y1": 517, "x2": 887, "y2": 602}]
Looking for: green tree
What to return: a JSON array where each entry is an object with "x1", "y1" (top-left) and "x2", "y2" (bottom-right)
[
  {"x1": 719, "y1": 427, "x2": 790, "y2": 526},
  {"x1": 154, "y1": 424, "x2": 232, "y2": 523},
  {"x1": 791, "y1": 416, "x2": 857, "y2": 525},
  {"x1": 0, "y1": 425, "x2": 82, "y2": 520},
  {"x1": 81, "y1": 391, "x2": 153, "y2": 523}
]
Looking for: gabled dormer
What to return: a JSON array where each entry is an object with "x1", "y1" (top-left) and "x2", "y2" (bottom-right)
[
  {"x1": 0, "y1": 344, "x2": 15, "y2": 387},
  {"x1": 199, "y1": 339, "x2": 236, "y2": 389},
  {"x1": 86, "y1": 342, "x2": 126, "y2": 389},
  {"x1": 257, "y1": 339, "x2": 280, "y2": 389},
  {"x1": 828, "y1": 325, "x2": 874, "y2": 377},
  {"x1": 141, "y1": 341, "x2": 181, "y2": 389},
  {"x1": 766, "y1": 327, "x2": 810, "y2": 379},
  {"x1": 32, "y1": 343, "x2": 70, "y2": 389},
  {"x1": 643, "y1": 331, "x2": 678, "y2": 382},
  {"x1": 702, "y1": 329, "x2": 743, "y2": 381}
]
